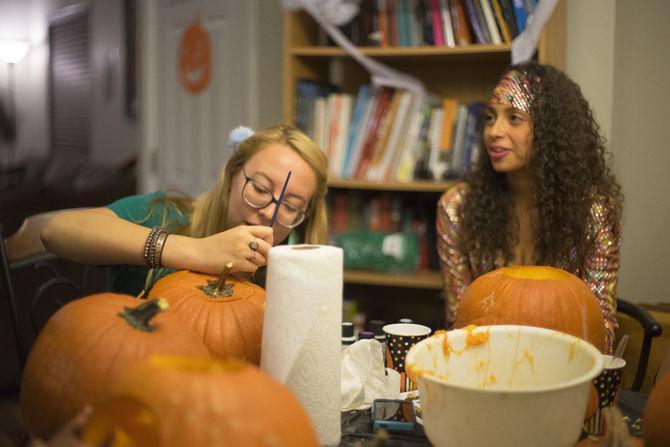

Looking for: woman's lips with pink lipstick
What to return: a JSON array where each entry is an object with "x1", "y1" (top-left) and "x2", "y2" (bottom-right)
[{"x1": 488, "y1": 147, "x2": 510, "y2": 159}]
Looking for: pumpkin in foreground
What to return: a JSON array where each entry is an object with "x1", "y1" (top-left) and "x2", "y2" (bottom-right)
[
  {"x1": 454, "y1": 266, "x2": 607, "y2": 352},
  {"x1": 148, "y1": 264, "x2": 265, "y2": 364},
  {"x1": 20, "y1": 294, "x2": 209, "y2": 439},
  {"x1": 82, "y1": 355, "x2": 319, "y2": 447},
  {"x1": 642, "y1": 372, "x2": 670, "y2": 447}
]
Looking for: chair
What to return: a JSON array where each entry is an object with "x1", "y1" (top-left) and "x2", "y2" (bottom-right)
[
  {"x1": 616, "y1": 298, "x2": 664, "y2": 392},
  {"x1": 0, "y1": 210, "x2": 104, "y2": 375}
]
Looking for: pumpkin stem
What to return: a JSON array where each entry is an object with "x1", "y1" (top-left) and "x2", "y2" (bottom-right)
[
  {"x1": 118, "y1": 298, "x2": 169, "y2": 332},
  {"x1": 197, "y1": 262, "x2": 235, "y2": 298}
]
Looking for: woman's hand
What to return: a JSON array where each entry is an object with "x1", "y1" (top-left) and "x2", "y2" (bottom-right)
[{"x1": 163, "y1": 225, "x2": 274, "y2": 275}]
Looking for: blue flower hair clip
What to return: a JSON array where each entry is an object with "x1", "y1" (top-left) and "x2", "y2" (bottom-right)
[{"x1": 228, "y1": 125, "x2": 255, "y2": 149}]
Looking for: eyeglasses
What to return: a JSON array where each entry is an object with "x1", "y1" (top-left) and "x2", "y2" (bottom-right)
[{"x1": 241, "y1": 171, "x2": 307, "y2": 229}]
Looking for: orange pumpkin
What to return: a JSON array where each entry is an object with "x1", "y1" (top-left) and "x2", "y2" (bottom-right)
[
  {"x1": 454, "y1": 266, "x2": 607, "y2": 352},
  {"x1": 148, "y1": 265, "x2": 265, "y2": 364},
  {"x1": 82, "y1": 355, "x2": 319, "y2": 447},
  {"x1": 19, "y1": 295, "x2": 209, "y2": 439},
  {"x1": 642, "y1": 372, "x2": 670, "y2": 447}
]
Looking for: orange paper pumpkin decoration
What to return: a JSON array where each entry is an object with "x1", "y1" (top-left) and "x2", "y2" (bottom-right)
[
  {"x1": 148, "y1": 267, "x2": 265, "y2": 364},
  {"x1": 454, "y1": 266, "x2": 607, "y2": 352},
  {"x1": 82, "y1": 356, "x2": 319, "y2": 447},
  {"x1": 178, "y1": 20, "x2": 211, "y2": 94},
  {"x1": 19, "y1": 295, "x2": 209, "y2": 439}
]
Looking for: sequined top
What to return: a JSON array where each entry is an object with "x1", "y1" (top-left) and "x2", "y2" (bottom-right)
[{"x1": 436, "y1": 183, "x2": 621, "y2": 353}]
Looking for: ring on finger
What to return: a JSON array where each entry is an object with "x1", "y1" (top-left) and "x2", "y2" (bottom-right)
[{"x1": 249, "y1": 239, "x2": 259, "y2": 251}]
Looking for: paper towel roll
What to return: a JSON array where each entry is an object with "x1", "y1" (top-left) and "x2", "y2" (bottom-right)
[{"x1": 261, "y1": 245, "x2": 343, "y2": 446}]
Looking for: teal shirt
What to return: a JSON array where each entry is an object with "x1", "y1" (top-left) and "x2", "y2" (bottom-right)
[{"x1": 105, "y1": 191, "x2": 190, "y2": 295}]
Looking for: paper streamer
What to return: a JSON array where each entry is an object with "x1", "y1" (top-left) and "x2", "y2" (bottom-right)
[
  {"x1": 512, "y1": 0, "x2": 559, "y2": 64},
  {"x1": 261, "y1": 244, "x2": 343, "y2": 446}
]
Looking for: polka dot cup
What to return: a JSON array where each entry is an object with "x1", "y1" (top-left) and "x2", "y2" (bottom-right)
[
  {"x1": 585, "y1": 355, "x2": 626, "y2": 436},
  {"x1": 383, "y1": 323, "x2": 432, "y2": 392}
]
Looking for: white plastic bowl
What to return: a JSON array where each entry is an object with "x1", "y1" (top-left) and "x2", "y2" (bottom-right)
[{"x1": 405, "y1": 325, "x2": 603, "y2": 447}]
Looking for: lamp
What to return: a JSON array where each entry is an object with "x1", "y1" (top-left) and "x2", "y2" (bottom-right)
[
  {"x1": 0, "y1": 39, "x2": 29, "y2": 172},
  {"x1": 0, "y1": 40, "x2": 30, "y2": 64}
]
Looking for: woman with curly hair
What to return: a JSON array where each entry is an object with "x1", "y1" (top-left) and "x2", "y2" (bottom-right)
[{"x1": 436, "y1": 61, "x2": 623, "y2": 352}]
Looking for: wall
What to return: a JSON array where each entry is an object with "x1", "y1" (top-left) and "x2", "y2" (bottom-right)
[
  {"x1": 0, "y1": 0, "x2": 49, "y2": 162},
  {"x1": 611, "y1": 0, "x2": 670, "y2": 304},
  {"x1": 566, "y1": 0, "x2": 670, "y2": 304},
  {"x1": 0, "y1": 0, "x2": 136, "y2": 166}
]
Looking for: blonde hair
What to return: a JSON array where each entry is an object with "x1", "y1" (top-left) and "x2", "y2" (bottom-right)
[{"x1": 186, "y1": 124, "x2": 328, "y2": 244}]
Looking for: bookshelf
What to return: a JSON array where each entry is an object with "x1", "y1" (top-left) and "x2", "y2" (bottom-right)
[{"x1": 282, "y1": 1, "x2": 566, "y2": 324}]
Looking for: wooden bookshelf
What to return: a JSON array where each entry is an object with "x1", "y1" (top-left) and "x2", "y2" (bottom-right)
[
  {"x1": 328, "y1": 177, "x2": 455, "y2": 193},
  {"x1": 283, "y1": 2, "x2": 566, "y2": 304},
  {"x1": 344, "y1": 269, "x2": 443, "y2": 289}
]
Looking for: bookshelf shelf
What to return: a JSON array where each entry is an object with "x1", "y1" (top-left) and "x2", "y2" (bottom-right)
[
  {"x1": 290, "y1": 44, "x2": 512, "y2": 58},
  {"x1": 328, "y1": 177, "x2": 455, "y2": 193},
  {"x1": 344, "y1": 269, "x2": 443, "y2": 289}
]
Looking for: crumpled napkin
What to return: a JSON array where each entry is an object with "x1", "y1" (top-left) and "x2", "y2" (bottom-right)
[{"x1": 341, "y1": 339, "x2": 400, "y2": 411}]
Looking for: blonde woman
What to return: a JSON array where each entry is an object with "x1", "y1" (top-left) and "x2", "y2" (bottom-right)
[{"x1": 41, "y1": 124, "x2": 328, "y2": 295}]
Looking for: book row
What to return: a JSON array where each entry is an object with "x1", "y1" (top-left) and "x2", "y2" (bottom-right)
[
  {"x1": 296, "y1": 79, "x2": 486, "y2": 182},
  {"x1": 324, "y1": 0, "x2": 538, "y2": 48},
  {"x1": 328, "y1": 190, "x2": 441, "y2": 272}
]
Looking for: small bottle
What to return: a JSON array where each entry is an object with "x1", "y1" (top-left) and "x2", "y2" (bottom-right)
[
  {"x1": 357, "y1": 330, "x2": 375, "y2": 341},
  {"x1": 369, "y1": 319, "x2": 387, "y2": 368},
  {"x1": 342, "y1": 322, "x2": 356, "y2": 352}
]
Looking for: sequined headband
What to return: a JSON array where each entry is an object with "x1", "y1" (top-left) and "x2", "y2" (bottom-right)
[{"x1": 489, "y1": 70, "x2": 534, "y2": 114}]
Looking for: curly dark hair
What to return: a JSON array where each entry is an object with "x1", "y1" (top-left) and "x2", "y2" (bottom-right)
[{"x1": 459, "y1": 61, "x2": 623, "y2": 274}]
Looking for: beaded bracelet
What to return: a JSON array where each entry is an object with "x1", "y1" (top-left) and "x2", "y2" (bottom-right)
[{"x1": 143, "y1": 226, "x2": 169, "y2": 269}]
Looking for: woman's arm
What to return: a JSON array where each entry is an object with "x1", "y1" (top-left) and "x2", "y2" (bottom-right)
[
  {"x1": 41, "y1": 208, "x2": 273, "y2": 274},
  {"x1": 436, "y1": 184, "x2": 472, "y2": 327},
  {"x1": 582, "y1": 198, "x2": 621, "y2": 354}
]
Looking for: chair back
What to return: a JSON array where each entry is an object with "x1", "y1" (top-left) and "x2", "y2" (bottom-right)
[{"x1": 1, "y1": 209, "x2": 106, "y2": 378}]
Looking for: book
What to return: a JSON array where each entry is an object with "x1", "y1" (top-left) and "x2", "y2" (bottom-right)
[
  {"x1": 431, "y1": 0, "x2": 446, "y2": 46},
  {"x1": 511, "y1": 0, "x2": 528, "y2": 34},
  {"x1": 449, "y1": 104, "x2": 469, "y2": 178},
  {"x1": 387, "y1": 0, "x2": 399, "y2": 46},
  {"x1": 330, "y1": 93, "x2": 354, "y2": 177},
  {"x1": 355, "y1": 87, "x2": 394, "y2": 178},
  {"x1": 439, "y1": 0, "x2": 456, "y2": 47},
  {"x1": 450, "y1": 0, "x2": 473, "y2": 45},
  {"x1": 479, "y1": 0, "x2": 502, "y2": 44},
  {"x1": 295, "y1": 79, "x2": 338, "y2": 139},
  {"x1": 378, "y1": 0, "x2": 389, "y2": 47},
  {"x1": 394, "y1": 103, "x2": 429, "y2": 182},
  {"x1": 382, "y1": 91, "x2": 416, "y2": 181},
  {"x1": 472, "y1": 0, "x2": 492, "y2": 43},
  {"x1": 368, "y1": 90, "x2": 413, "y2": 181},
  {"x1": 498, "y1": 0, "x2": 519, "y2": 38},
  {"x1": 428, "y1": 106, "x2": 446, "y2": 180},
  {"x1": 396, "y1": 0, "x2": 410, "y2": 47},
  {"x1": 341, "y1": 85, "x2": 372, "y2": 177},
  {"x1": 459, "y1": 101, "x2": 485, "y2": 176},
  {"x1": 490, "y1": 0, "x2": 512, "y2": 43},
  {"x1": 367, "y1": 89, "x2": 404, "y2": 179},
  {"x1": 313, "y1": 96, "x2": 328, "y2": 152},
  {"x1": 345, "y1": 87, "x2": 378, "y2": 178}
]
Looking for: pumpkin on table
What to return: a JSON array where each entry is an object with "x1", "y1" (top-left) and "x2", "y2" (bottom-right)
[
  {"x1": 147, "y1": 263, "x2": 265, "y2": 364},
  {"x1": 643, "y1": 371, "x2": 670, "y2": 447},
  {"x1": 19, "y1": 294, "x2": 209, "y2": 439},
  {"x1": 82, "y1": 355, "x2": 319, "y2": 447},
  {"x1": 454, "y1": 266, "x2": 607, "y2": 352}
]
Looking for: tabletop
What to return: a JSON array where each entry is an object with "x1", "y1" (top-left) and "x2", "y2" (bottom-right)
[{"x1": 339, "y1": 389, "x2": 647, "y2": 446}]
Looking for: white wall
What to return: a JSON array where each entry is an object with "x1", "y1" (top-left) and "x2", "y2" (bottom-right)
[
  {"x1": 0, "y1": 0, "x2": 136, "y2": 166},
  {"x1": 0, "y1": 0, "x2": 49, "y2": 161},
  {"x1": 567, "y1": 0, "x2": 670, "y2": 304},
  {"x1": 611, "y1": 0, "x2": 670, "y2": 304}
]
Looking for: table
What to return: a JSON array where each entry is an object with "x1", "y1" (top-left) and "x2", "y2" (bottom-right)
[{"x1": 339, "y1": 389, "x2": 647, "y2": 446}]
